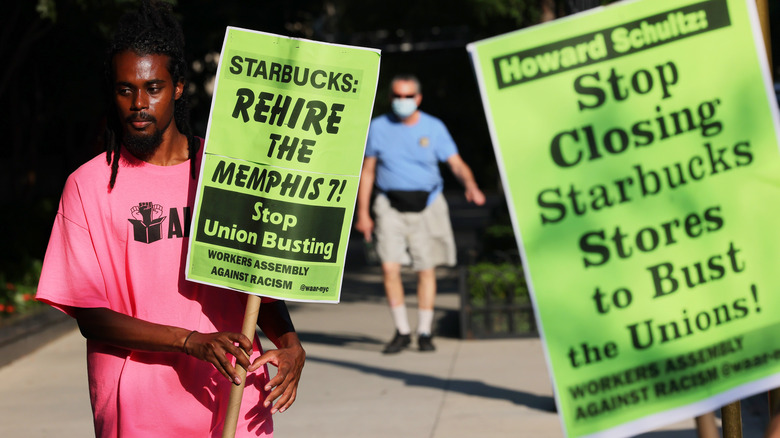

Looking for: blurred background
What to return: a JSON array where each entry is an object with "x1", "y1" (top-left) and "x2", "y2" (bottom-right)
[{"x1": 1, "y1": 0, "x2": 779, "y2": 311}]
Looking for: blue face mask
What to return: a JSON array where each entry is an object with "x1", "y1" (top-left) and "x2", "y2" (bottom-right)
[{"x1": 392, "y1": 98, "x2": 418, "y2": 119}]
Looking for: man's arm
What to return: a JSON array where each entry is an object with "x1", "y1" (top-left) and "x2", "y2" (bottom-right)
[
  {"x1": 249, "y1": 300, "x2": 305, "y2": 414},
  {"x1": 72, "y1": 307, "x2": 254, "y2": 385},
  {"x1": 446, "y1": 154, "x2": 486, "y2": 206},
  {"x1": 355, "y1": 156, "x2": 377, "y2": 241}
]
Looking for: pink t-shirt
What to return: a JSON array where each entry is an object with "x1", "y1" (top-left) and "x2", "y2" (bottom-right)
[{"x1": 37, "y1": 145, "x2": 273, "y2": 437}]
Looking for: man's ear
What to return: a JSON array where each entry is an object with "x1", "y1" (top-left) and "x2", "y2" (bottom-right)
[{"x1": 174, "y1": 80, "x2": 184, "y2": 100}]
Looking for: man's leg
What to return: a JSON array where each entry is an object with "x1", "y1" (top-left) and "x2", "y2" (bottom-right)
[
  {"x1": 382, "y1": 261, "x2": 411, "y2": 353},
  {"x1": 416, "y1": 268, "x2": 436, "y2": 311},
  {"x1": 416, "y1": 267, "x2": 437, "y2": 351},
  {"x1": 383, "y1": 261, "x2": 406, "y2": 309}
]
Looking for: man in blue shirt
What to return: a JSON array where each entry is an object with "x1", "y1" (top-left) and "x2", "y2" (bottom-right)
[{"x1": 356, "y1": 74, "x2": 485, "y2": 353}]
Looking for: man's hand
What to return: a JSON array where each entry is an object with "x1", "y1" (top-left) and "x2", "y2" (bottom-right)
[
  {"x1": 249, "y1": 337, "x2": 305, "y2": 414},
  {"x1": 183, "y1": 331, "x2": 254, "y2": 385},
  {"x1": 71, "y1": 305, "x2": 302, "y2": 408},
  {"x1": 255, "y1": 301, "x2": 305, "y2": 414},
  {"x1": 465, "y1": 186, "x2": 486, "y2": 206},
  {"x1": 355, "y1": 213, "x2": 375, "y2": 242}
]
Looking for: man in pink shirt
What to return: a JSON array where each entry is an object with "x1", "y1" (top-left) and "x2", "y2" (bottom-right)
[{"x1": 35, "y1": 1, "x2": 305, "y2": 436}]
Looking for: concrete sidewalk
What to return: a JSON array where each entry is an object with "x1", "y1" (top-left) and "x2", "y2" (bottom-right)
[
  {"x1": 0, "y1": 269, "x2": 666, "y2": 437},
  {"x1": 270, "y1": 266, "x2": 562, "y2": 437},
  {"x1": 3, "y1": 264, "x2": 769, "y2": 437},
  {"x1": 0, "y1": 195, "x2": 772, "y2": 437}
]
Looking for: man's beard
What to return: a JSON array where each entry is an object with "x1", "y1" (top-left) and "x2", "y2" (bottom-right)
[
  {"x1": 122, "y1": 112, "x2": 168, "y2": 160},
  {"x1": 123, "y1": 129, "x2": 163, "y2": 160}
]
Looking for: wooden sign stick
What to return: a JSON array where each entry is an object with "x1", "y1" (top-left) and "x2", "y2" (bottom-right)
[{"x1": 222, "y1": 294, "x2": 262, "y2": 438}]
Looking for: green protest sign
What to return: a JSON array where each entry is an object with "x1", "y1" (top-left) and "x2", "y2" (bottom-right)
[
  {"x1": 468, "y1": 0, "x2": 780, "y2": 436},
  {"x1": 186, "y1": 28, "x2": 380, "y2": 303}
]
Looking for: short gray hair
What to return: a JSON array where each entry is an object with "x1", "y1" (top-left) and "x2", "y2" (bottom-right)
[{"x1": 390, "y1": 74, "x2": 421, "y2": 94}]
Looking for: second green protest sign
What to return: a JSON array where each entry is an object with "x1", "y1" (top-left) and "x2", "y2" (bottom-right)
[
  {"x1": 469, "y1": 0, "x2": 780, "y2": 436},
  {"x1": 186, "y1": 28, "x2": 380, "y2": 303}
]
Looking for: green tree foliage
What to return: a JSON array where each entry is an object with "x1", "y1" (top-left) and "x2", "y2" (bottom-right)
[
  {"x1": 1, "y1": 0, "x2": 770, "y2": 284},
  {"x1": 0, "y1": 1, "x2": 125, "y2": 281}
]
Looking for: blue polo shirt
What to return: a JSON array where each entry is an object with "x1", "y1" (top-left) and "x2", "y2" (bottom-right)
[{"x1": 365, "y1": 111, "x2": 458, "y2": 204}]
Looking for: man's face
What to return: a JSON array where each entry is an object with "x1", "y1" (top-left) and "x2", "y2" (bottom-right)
[
  {"x1": 390, "y1": 80, "x2": 422, "y2": 120},
  {"x1": 112, "y1": 51, "x2": 183, "y2": 159},
  {"x1": 390, "y1": 80, "x2": 422, "y2": 104}
]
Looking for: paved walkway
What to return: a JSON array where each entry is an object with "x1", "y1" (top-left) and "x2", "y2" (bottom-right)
[{"x1": 0, "y1": 194, "x2": 772, "y2": 437}]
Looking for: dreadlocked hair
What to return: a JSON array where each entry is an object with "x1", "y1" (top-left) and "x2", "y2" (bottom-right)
[{"x1": 104, "y1": 0, "x2": 199, "y2": 189}]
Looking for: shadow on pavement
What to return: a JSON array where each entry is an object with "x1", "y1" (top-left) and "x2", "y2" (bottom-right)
[
  {"x1": 296, "y1": 331, "x2": 384, "y2": 350},
  {"x1": 306, "y1": 354, "x2": 558, "y2": 413}
]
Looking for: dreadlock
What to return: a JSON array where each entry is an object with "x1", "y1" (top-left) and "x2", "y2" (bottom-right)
[{"x1": 104, "y1": 0, "x2": 199, "y2": 189}]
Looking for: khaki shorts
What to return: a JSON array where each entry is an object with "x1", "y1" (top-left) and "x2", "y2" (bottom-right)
[{"x1": 373, "y1": 193, "x2": 457, "y2": 271}]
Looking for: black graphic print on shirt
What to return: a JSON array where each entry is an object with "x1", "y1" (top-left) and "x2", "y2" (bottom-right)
[
  {"x1": 128, "y1": 202, "x2": 167, "y2": 243},
  {"x1": 128, "y1": 202, "x2": 192, "y2": 243}
]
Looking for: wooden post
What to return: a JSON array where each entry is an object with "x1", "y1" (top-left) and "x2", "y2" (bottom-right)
[
  {"x1": 221, "y1": 294, "x2": 262, "y2": 438},
  {"x1": 695, "y1": 412, "x2": 719, "y2": 438},
  {"x1": 540, "y1": 0, "x2": 556, "y2": 22},
  {"x1": 756, "y1": 0, "x2": 772, "y2": 74},
  {"x1": 770, "y1": 389, "x2": 780, "y2": 417},
  {"x1": 721, "y1": 401, "x2": 743, "y2": 438},
  {"x1": 769, "y1": 389, "x2": 780, "y2": 438}
]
